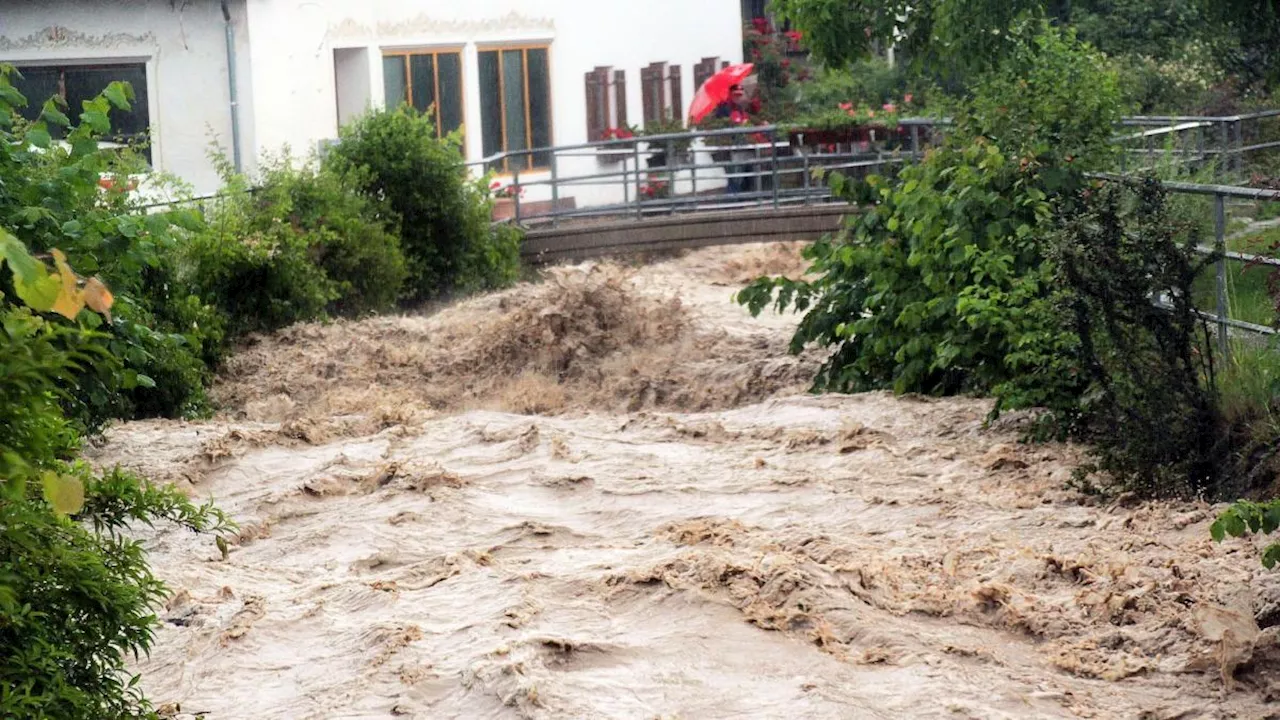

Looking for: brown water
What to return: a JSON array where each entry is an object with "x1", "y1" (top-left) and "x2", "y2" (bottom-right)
[{"x1": 92, "y1": 245, "x2": 1280, "y2": 719}]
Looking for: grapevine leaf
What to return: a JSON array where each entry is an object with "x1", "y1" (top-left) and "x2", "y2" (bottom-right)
[
  {"x1": 1210, "y1": 517, "x2": 1226, "y2": 543},
  {"x1": 102, "y1": 82, "x2": 133, "y2": 111},
  {"x1": 1263, "y1": 544, "x2": 1280, "y2": 570},
  {"x1": 49, "y1": 249, "x2": 86, "y2": 320},
  {"x1": 83, "y1": 277, "x2": 115, "y2": 321},
  {"x1": 41, "y1": 471, "x2": 86, "y2": 516}
]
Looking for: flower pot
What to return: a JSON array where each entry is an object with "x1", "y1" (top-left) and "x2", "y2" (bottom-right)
[{"x1": 491, "y1": 198, "x2": 517, "y2": 222}]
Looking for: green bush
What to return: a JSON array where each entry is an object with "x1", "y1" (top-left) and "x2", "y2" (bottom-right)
[
  {"x1": 180, "y1": 212, "x2": 337, "y2": 337},
  {"x1": 739, "y1": 138, "x2": 1078, "y2": 411},
  {"x1": 1, "y1": 237, "x2": 233, "y2": 719},
  {"x1": 737, "y1": 24, "x2": 1120, "y2": 417},
  {"x1": 326, "y1": 106, "x2": 519, "y2": 300},
  {"x1": 0, "y1": 66, "x2": 214, "y2": 424},
  {"x1": 1050, "y1": 178, "x2": 1223, "y2": 496}
]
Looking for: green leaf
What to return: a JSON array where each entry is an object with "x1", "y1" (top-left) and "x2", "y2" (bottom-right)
[
  {"x1": 136, "y1": 374, "x2": 157, "y2": 389},
  {"x1": 1264, "y1": 544, "x2": 1280, "y2": 570},
  {"x1": 61, "y1": 220, "x2": 84, "y2": 237},
  {"x1": 81, "y1": 109, "x2": 110, "y2": 134},
  {"x1": 102, "y1": 82, "x2": 133, "y2": 111},
  {"x1": 24, "y1": 125, "x2": 52, "y2": 149},
  {"x1": 41, "y1": 471, "x2": 86, "y2": 516}
]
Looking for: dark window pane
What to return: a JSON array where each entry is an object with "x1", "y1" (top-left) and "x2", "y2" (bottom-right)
[
  {"x1": 478, "y1": 50, "x2": 503, "y2": 168},
  {"x1": 11, "y1": 66, "x2": 60, "y2": 122},
  {"x1": 409, "y1": 53, "x2": 435, "y2": 124},
  {"x1": 436, "y1": 52, "x2": 464, "y2": 138},
  {"x1": 383, "y1": 55, "x2": 407, "y2": 110},
  {"x1": 64, "y1": 65, "x2": 149, "y2": 138},
  {"x1": 527, "y1": 49, "x2": 552, "y2": 168},
  {"x1": 502, "y1": 50, "x2": 528, "y2": 171}
]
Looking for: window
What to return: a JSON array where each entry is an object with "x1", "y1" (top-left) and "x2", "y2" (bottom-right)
[
  {"x1": 478, "y1": 46, "x2": 552, "y2": 172},
  {"x1": 382, "y1": 50, "x2": 464, "y2": 139},
  {"x1": 741, "y1": 0, "x2": 768, "y2": 20},
  {"x1": 585, "y1": 66, "x2": 627, "y2": 141},
  {"x1": 640, "y1": 62, "x2": 683, "y2": 127},
  {"x1": 10, "y1": 62, "x2": 151, "y2": 160}
]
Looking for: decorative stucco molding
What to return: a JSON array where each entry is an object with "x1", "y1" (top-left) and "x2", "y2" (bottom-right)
[
  {"x1": 0, "y1": 25, "x2": 156, "y2": 52},
  {"x1": 328, "y1": 11, "x2": 555, "y2": 41}
]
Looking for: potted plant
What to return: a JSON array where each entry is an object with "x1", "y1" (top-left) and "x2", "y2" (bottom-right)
[
  {"x1": 489, "y1": 180, "x2": 525, "y2": 221},
  {"x1": 638, "y1": 175, "x2": 671, "y2": 204},
  {"x1": 597, "y1": 125, "x2": 639, "y2": 162},
  {"x1": 641, "y1": 116, "x2": 693, "y2": 168}
]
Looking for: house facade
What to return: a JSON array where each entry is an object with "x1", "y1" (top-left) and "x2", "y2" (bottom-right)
[{"x1": 0, "y1": 0, "x2": 743, "y2": 205}]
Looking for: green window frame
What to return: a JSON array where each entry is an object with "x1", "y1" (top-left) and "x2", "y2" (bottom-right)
[
  {"x1": 478, "y1": 46, "x2": 552, "y2": 172},
  {"x1": 382, "y1": 49, "x2": 465, "y2": 139}
]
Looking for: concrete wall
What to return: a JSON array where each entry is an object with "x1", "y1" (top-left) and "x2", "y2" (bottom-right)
[
  {"x1": 1, "y1": 0, "x2": 744, "y2": 203},
  {"x1": 0, "y1": 0, "x2": 250, "y2": 195}
]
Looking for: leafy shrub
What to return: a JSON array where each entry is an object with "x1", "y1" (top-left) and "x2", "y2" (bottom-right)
[
  {"x1": 739, "y1": 138, "x2": 1076, "y2": 410},
  {"x1": 737, "y1": 24, "x2": 1120, "y2": 415},
  {"x1": 0, "y1": 66, "x2": 214, "y2": 423},
  {"x1": 180, "y1": 212, "x2": 337, "y2": 337},
  {"x1": 1050, "y1": 178, "x2": 1223, "y2": 496},
  {"x1": 326, "y1": 106, "x2": 520, "y2": 300},
  {"x1": 964, "y1": 22, "x2": 1122, "y2": 170},
  {"x1": 1, "y1": 231, "x2": 233, "y2": 719},
  {"x1": 1212, "y1": 499, "x2": 1280, "y2": 568}
]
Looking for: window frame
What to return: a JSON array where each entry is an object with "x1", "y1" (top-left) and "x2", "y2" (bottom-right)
[
  {"x1": 9, "y1": 60, "x2": 154, "y2": 163},
  {"x1": 380, "y1": 47, "x2": 467, "y2": 141},
  {"x1": 477, "y1": 44, "x2": 555, "y2": 174}
]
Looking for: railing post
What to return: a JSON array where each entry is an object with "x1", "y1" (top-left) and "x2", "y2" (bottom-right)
[
  {"x1": 513, "y1": 164, "x2": 521, "y2": 225},
  {"x1": 1234, "y1": 119, "x2": 1245, "y2": 177},
  {"x1": 770, "y1": 130, "x2": 780, "y2": 210},
  {"x1": 802, "y1": 148, "x2": 811, "y2": 206},
  {"x1": 1215, "y1": 191, "x2": 1230, "y2": 365},
  {"x1": 1220, "y1": 121, "x2": 1230, "y2": 177},
  {"x1": 690, "y1": 143, "x2": 698, "y2": 202},
  {"x1": 634, "y1": 141, "x2": 643, "y2": 220},
  {"x1": 667, "y1": 138, "x2": 676, "y2": 216},
  {"x1": 549, "y1": 151, "x2": 559, "y2": 228},
  {"x1": 621, "y1": 154, "x2": 630, "y2": 209}
]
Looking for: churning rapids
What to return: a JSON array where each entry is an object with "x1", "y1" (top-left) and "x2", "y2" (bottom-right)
[{"x1": 89, "y1": 244, "x2": 1280, "y2": 719}]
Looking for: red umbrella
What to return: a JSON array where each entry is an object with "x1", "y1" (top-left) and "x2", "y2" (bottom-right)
[{"x1": 688, "y1": 63, "x2": 754, "y2": 124}]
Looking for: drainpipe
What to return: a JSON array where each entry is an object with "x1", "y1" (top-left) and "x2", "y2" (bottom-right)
[{"x1": 221, "y1": 0, "x2": 243, "y2": 172}]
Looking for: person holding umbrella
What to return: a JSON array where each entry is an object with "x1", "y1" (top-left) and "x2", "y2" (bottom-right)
[{"x1": 688, "y1": 63, "x2": 755, "y2": 195}]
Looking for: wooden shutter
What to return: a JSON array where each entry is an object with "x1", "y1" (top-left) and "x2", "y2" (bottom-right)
[
  {"x1": 694, "y1": 57, "x2": 718, "y2": 91},
  {"x1": 668, "y1": 65, "x2": 683, "y2": 125},
  {"x1": 640, "y1": 64, "x2": 659, "y2": 127},
  {"x1": 613, "y1": 69, "x2": 628, "y2": 128},
  {"x1": 585, "y1": 67, "x2": 610, "y2": 141}
]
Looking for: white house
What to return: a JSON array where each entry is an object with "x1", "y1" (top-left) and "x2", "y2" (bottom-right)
[{"x1": 0, "y1": 0, "x2": 744, "y2": 209}]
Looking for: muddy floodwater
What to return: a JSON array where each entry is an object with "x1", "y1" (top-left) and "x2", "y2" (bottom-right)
[{"x1": 91, "y1": 245, "x2": 1280, "y2": 719}]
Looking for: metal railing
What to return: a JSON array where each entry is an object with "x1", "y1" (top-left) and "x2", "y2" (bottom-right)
[
  {"x1": 1090, "y1": 173, "x2": 1280, "y2": 362},
  {"x1": 469, "y1": 110, "x2": 1280, "y2": 228},
  {"x1": 1116, "y1": 110, "x2": 1280, "y2": 177},
  {"x1": 465, "y1": 119, "x2": 944, "y2": 227}
]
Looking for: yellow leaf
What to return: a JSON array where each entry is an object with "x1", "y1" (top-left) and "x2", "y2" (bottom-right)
[
  {"x1": 83, "y1": 277, "x2": 114, "y2": 321},
  {"x1": 48, "y1": 249, "x2": 85, "y2": 321},
  {"x1": 41, "y1": 471, "x2": 86, "y2": 516}
]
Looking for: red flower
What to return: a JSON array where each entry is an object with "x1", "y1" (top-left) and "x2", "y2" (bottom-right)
[
  {"x1": 784, "y1": 30, "x2": 803, "y2": 43},
  {"x1": 781, "y1": 59, "x2": 791, "y2": 68},
  {"x1": 752, "y1": 17, "x2": 771, "y2": 34},
  {"x1": 882, "y1": 103, "x2": 897, "y2": 113},
  {"x1": 903, "y1": 93, "x2": 914, "y2": 104},
  {"x1": 838, "y1": 102, "x2": 853, "y2": 111}
]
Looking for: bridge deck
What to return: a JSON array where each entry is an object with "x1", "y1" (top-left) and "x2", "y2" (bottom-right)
[{"x1": 520, "y1": 204, "x2": 853, "y2": 264}]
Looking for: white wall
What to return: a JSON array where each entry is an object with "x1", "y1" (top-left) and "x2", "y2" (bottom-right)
[
  {"x1": 0, "y1": 0, "x2": 744, "y2": 206},
  {"x1": 0, "y1": 0, "x2": 249, "y2": 196},
  {"x1": 249, "y1": 0, "x2": 744, "y2": 208}
]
